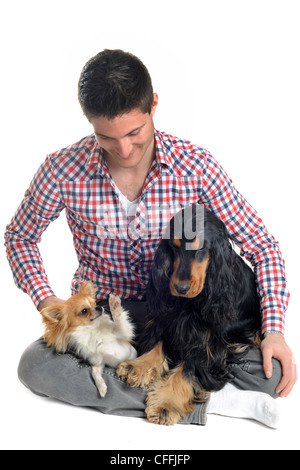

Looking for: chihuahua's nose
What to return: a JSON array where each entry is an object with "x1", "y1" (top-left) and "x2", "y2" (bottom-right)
[
  {"x1": 174, "y1": 283, "x2": 190, "y2": 295},
  {"x1": 95, "y1": 301, "x2": 103, "y2": 312},
  {"x1": 90, "y1": 303, "x2": 104, "y2": 321}
]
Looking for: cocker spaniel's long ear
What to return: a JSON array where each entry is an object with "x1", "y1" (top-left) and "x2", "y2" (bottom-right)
[
  {"x1": 204, "y1": 224, "x2": 237, "y2": 321},
  {"x1": 204, "y1": 211, "x2": 235, "y2": 280},
  {"x1": 147, "y1": 239, "x2": 174, "y2": 310}
]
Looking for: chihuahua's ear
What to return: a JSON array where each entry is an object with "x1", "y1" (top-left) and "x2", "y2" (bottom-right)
[
  {"x1": 40, "y1": 304, "x2": 64, "y2": 324},
  {"x1": 79, "y1": 281, "x2": 96, "y2": 299},
  {"x1": 40, "y1": 304, "x2": 69, "y2": 352}
]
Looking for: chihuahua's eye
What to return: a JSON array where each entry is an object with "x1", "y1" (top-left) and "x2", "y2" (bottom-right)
[{"x1": 80, "y1": 308, "x2": 88, "y2": 316}]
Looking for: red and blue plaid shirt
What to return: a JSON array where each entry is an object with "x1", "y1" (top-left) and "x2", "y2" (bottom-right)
[{"x1": 5, "y1": 130, "x2": 289, "y2": 335}]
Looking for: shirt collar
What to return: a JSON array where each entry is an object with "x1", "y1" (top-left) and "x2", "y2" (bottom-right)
[
  {"x1": 85, "y1": 134, "x2": 102, "y2": 165},
  {"x1": 154, "y1": 130, "x2": 172, "y2": 169},
  {"x1": 85, "y1": 134, "x2": 110, "y2": 177}
]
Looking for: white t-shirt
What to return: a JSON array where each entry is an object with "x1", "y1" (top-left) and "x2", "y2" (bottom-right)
[{"x1": 114, "y1": 185, "x2": 139, "y2": 222}]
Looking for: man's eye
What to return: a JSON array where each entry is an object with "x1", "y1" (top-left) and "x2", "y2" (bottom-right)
[
  {"x1": 96, "y1": 134, "x2": 111, "y2": 141},
  {"x1": 80, "y1": 308, "x2": 88, "y2": 316}
]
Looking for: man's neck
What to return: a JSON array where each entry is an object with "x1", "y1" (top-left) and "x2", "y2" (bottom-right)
[{"x1": 104, "y1": 141, "x2": 156, "y2": 201}]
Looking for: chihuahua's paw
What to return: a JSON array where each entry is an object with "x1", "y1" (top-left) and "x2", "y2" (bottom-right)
[
  {"x1": 109, "y1": 293, "x2": 123, "y2": 320},
  {"x1": 92, "y1": 366, "x2": 107, "y2": 397},
  {"x1": 98, "y1": 381, "x2": 107, "y2": 398}
]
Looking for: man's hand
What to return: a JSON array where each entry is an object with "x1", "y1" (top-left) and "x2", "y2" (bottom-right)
[
  {"x1": 261, "y1": 333, "x2": 297, "y2": 397},
  {"x1": 38, "y1": 296, "x2": 66, "y2": 312}
]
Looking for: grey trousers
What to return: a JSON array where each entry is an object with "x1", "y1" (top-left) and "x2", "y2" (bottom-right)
[{"x1": 18, "y1": 301, "x2": 282, "y2": 425}]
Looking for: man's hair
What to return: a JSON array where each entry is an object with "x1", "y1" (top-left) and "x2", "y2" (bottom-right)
[{"x1": 78, "y1": 49, "x2": 154, "y2": 119}]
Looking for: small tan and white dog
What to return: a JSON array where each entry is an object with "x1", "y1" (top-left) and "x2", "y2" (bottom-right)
[{"x1": 40, "y1": 281, "x2": 137, "y2": 397}]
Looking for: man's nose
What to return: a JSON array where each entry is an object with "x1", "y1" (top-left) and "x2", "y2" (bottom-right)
[{"x1": 115, "y1": 138, "x2": 132, "y2": 157}]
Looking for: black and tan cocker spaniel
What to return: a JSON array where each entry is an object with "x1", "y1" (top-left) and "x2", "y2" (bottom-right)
[{"x1": 117, "y1": 205, "x2": 261, "y2": 425}]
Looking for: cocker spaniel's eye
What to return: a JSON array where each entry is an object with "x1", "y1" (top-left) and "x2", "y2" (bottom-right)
[
  {"x1": 195, "y1": 248, "x2": 208, "y2": 262},
  {"x1": 80, "y1": 308, "x2": 88, "y2": 316},
  {"x1": 171, "y1": 238, "x2": 181, "y2": 249}
]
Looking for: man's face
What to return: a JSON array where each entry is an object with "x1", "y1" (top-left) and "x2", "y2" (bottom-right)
[{"x1": 90, "y1": 93, "x2": 158, "y2": 170}]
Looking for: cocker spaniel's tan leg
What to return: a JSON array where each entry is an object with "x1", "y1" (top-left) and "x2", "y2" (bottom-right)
[
  {"x1": 145, "y1": 366, "x2": 196, "y2": 425},
  {"x1": 116, "y1": 342, "x2": 168, "y2": 388}
]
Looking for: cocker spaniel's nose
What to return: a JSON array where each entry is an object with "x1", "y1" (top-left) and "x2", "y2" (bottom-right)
[{"x1": 174, "y1": 283, "x2": 190, "y2": 295}]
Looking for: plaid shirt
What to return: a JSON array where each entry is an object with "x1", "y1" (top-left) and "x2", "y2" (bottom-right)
[{"x1": 5, "y1": 130, "x2": 289, "y2": 335}]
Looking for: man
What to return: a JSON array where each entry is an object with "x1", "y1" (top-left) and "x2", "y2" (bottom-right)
[{"x1": 5, "y1": 49, "x2": 296, "y2": 427}]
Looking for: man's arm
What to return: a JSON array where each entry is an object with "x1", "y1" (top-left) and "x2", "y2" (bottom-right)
[
  {"x1": 201, "y1": 152, "x2": 289, "y2": 336},
  {"x1": 200, "y1": 151, "x2": 296, "y2": 394},
  {"x1": 37, "y1": 296, "x2": 66, "y2": 312},
  {"x1": 5, "y1": 155, "x2": 65, "y2": 308}
]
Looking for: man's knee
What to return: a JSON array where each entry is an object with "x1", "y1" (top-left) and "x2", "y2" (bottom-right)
[
  {"x1": 229, "y1": 348, "x2": 283, "y2": 398},
  {"x1": 17, "y1": 338, "x2": 148, "y2": 417},
  {"x1": 259, "y1": 357, "x2": 282, "y2": 398},
  {"x1": 18, "y1": 338, "x2": 53, "y2": 397}
]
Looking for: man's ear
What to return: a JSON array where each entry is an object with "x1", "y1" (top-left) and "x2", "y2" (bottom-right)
[
  {"x1": 78, "y1": 281, "x2": 96, "y2": 299},
  {"x1": 151, "y1": 92, "x2": 159, "y2": 117}
]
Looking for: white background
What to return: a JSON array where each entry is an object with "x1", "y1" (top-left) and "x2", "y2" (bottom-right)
[{"x1": 1, "y1": 0, "x2": 299, "y2": 450}]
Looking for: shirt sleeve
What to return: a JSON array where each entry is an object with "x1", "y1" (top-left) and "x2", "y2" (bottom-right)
[
  {"x1": 200, "y1": 152, "x2": 289, "y2": 336},
  {"x1": 4, "y1": 155, "x2": 65, "y2": 308}
]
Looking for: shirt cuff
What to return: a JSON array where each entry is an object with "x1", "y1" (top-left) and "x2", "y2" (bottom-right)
[
  {"x1": 25, "y1": 277, "x2": 56, "y2": 309},
  {"x1": 263, "y1": 331, "x2": 285, "y2": 339},
  {"x1": 262, "y1": 310, "x2": 285, "y2": 337}
]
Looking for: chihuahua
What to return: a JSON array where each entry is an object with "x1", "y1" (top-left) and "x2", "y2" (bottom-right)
[{"x1": 40, "y1": 281, "x2": 137, "y2": 397}]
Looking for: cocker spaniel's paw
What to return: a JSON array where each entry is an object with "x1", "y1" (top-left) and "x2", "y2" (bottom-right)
[
  {"x1": 145, "y1": 368, "x2": 195, "y2": 425},
  {"x1": 145, "y1": 403, "x2": 182, "y2": 426},
  {"x1": 116, "y1": 358, "x2": 159, "y2": 388},
  {"x1": 117, "y1": 342, "x2": 169, "y2": 388}
]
